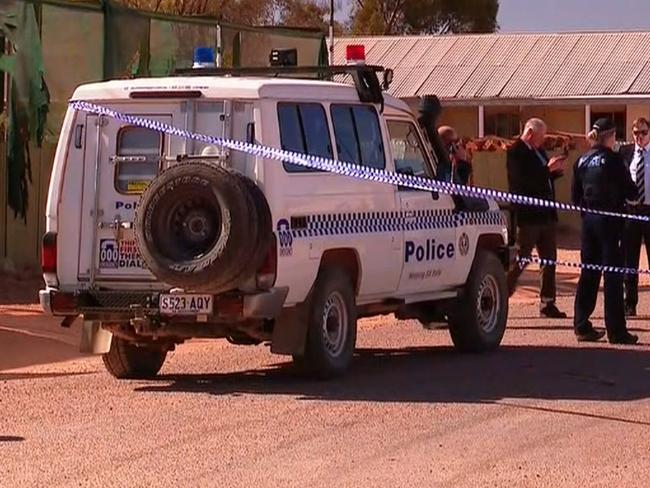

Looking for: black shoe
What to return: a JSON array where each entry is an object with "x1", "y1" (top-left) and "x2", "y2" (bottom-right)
[
  {"x1": 608, "y1": 332, "x2": 639, "y2": 345},
  {"x1": 540, "y1": 304, "x2": 567, "y2": 319},
  {"x1": 576, "y1": 329, "x2": 606, "y2": 342},
  {"x1": 625, "y1": 305, "x2": 637, "y2": 317}
]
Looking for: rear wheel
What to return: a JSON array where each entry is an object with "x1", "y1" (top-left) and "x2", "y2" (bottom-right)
[
  {"x1": 102, "y1": 337, "x2": 167, "y2": 379},
  {"x1": 293, "y1": 268, "x2": 357, "y2": 379},
  {"x1": 448, "y1": 251, "x2": 508, "y2": 352}
]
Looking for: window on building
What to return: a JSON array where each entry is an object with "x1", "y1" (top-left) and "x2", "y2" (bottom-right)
[
  {"x1": 386, "y1": 120, "x2": 434, "y2": 188},
  {"x1": 484, "y1": 111, "x2": 521, "y2": 138},
  {"x1": 277, "y1": 102, "x2": 332, "y2": 173},
  {"x1": 591, "y1": 110, "x2": 626, "y2": 140},
  {"x1": 115, "y1": 126, "x2": 162, "y2": 194},
  {"x1": 331, "y1": 104, "x2": 385, "y2": 169}
]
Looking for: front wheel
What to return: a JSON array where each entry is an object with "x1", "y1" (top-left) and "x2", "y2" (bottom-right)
[
  {"x1": 293, "y1": 267, "x2": 357, "y2": 379},
  {"x1": 448, "y1": 251, "x2": 508, "y2": 352},
  {"x1": 102, "y1": 337, "x2": 167, "y2": 379}
]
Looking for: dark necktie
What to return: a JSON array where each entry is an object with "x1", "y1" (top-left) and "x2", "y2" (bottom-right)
[{"x1": 637, "y1": 148, "x2": 645, "y2": 204}]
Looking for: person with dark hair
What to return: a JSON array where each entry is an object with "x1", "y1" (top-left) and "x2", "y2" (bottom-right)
[
  {"x1": 619, "y1": 117, "x2": 650, "y2": 317},
  {"x1": 506, "y1": 117, "x2": 567, "y2": 318},
  {"x1": 572, "y1": 118, "x2": 638, "y2": 344}
]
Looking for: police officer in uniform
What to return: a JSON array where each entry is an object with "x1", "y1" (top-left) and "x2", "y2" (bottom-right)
[{"x1": 572, "y1": 118, "x2": 638, "y2": 344}]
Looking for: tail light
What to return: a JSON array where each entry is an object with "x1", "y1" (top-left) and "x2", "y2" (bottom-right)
[
  {"x1": 256, "y1": 236, "x2": 277, "y2": 290},
  {"x1": 41, "y1": 232, "x2": 57, "y2": 275}
]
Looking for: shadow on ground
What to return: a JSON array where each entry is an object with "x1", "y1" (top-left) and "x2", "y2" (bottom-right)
[
  {"x1": 0, "y1": 436, "x2": 25, "y2": 442},
  {"x1": 0, "y1": 275, "x2": 42, "y2": 306},
  {"x1": 0, "y1": 328, "x2": 84, "y2": 371},
  {"x1": 0, "y1": 371, "x2": 96, "y2": 381},
  {"x1": 136, "y1": 345, "x2": 650, "y2": 406}
]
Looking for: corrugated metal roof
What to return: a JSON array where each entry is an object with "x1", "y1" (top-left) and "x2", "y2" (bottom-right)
[
  {"x1": 390, "y1": 37, "x2": 457, "y2": 97},
  {"x1": 334, "y1": 31, "x2": 650, "y2": 101},
  {"x1": 542, "y1": 33, "x2": 619, "y2": 96},
  {"x1": 629, "y1": 62, "x2": 650, "y2": 93},
  {"x1": 455, "y1": 35, "x2": 538, "y2": 98},
  {"x1": 417, "y1": 36, "x2": 498, "y2": 97}
]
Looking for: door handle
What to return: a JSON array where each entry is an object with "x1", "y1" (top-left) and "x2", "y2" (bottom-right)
[{"x1": 99, "y1": 219, "x2": 133, "y2": 241}]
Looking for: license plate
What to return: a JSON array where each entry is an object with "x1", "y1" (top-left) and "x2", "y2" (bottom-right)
[{"x1": 159, "y1": 294, "x2": 213, "y2": 315}]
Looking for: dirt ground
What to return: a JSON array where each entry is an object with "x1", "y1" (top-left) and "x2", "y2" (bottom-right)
[{"x1": 1, "y1": 250, "x2": 649, "y2": 487}]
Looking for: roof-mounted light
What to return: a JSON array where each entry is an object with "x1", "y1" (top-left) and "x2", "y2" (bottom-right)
[
  {"x1": 193, "y1": 47, "x2": 216, "y2": 69},
  {"x1": 346, "y1": 44, "x2": 366, "y2": 65},
  {"x1": 270, "y1": 48, "x2": 298, "y2": 67}
]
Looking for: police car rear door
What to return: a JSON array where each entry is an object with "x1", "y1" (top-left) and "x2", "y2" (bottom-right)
[
  {"x1": 77, "y1": 108, "x2": 173, "y2": 284},
  {"x1": 78, "y1": 98, "x2": 234, "y2": 284},
  {"x1": 387, "y1": 118, "x2": 459, "y2": 296}
]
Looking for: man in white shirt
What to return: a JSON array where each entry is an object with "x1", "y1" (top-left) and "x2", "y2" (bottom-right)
[{"x1": 621, "y1": 117, "x2": 650, "y2": 316}]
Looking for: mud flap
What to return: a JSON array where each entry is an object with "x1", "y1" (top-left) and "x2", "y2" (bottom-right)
[
  {"x1": 80, "y1": 321, "x2": 113, "y2": 354},
  {"x1": 270, "y1": 303, "x2": 310, "y2": 355}
]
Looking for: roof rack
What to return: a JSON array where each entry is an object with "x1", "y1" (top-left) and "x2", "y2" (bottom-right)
[{"x1": 174, "y1": 65, "x2": 394, "y2": 105}]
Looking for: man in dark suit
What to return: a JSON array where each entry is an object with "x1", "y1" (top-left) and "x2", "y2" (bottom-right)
[
  {"x1": 620, "y1": 117, "x2": 650, "y2": 317},
  {"x1": 506, "y1": 118, "x2": 567, "y2": 318}
]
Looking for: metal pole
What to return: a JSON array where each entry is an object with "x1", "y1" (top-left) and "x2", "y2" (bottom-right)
[
  {"x1": 216, "y1": 23, "x2": 223, "y2": 68},
  {"x1": 329, "y1": 0, "x2": 334, "y2": 65}
]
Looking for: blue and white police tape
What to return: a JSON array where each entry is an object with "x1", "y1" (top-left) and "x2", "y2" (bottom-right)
[
  {"x1": 520, "y1": 255, "x2": 650, "y2": 275},
  {"x1": 70, "y1": 100, "x2": 650, "y2": 223}
]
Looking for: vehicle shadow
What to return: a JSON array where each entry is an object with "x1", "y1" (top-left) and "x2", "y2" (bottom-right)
[
  {"x1": 136, "y1": 345, "x2": 650, "y2": 405},
  {"x1": 507, "y1": 324, "x2": 649, "y2": 333},
  {"x1": 0, "y1": 436, "x2": 25, "y2": 442},
  {"x1": 0, "y1": 371, "x2": 96, "y2": 381}
]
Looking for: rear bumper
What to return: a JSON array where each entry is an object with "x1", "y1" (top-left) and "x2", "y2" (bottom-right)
[{"x1": 39, "y1": 287, "x2": 289, "y2": 321}]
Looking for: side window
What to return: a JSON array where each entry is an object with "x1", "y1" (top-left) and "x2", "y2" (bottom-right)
[
  {"x1": 115, "y1": 126, "x2": 162, "y2": 194},
  {"x1": 277, "y1": 102, "x2": 332, "y2": 173},
  {"x1": 386, "y1": 120, "x2": 434, "y2": 190},
  {"x1": 331, "y1": 104, "x2": 385, "y2": 169}
]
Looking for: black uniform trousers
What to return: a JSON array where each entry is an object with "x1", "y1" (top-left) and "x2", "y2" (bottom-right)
[
  {"x1": 574, "y1": 214, "x2": 627, "y2": 337},
  {"x1": 507, "y1": 223, "x2": 557, "y2": 304},
  {"x1": 623, "y1": 205, "x2": 650, "y2": 308}
]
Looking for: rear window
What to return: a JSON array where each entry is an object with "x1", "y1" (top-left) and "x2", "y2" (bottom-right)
[
  {"x1": 115, "y1": 126, "x2": 163, "y2": 194},
  {"x1": 277, "y1": 102, "x2": 332, "y2": 173},
  {"x1": 331, "y1": 104, "x2": 385, "y2": 169}
]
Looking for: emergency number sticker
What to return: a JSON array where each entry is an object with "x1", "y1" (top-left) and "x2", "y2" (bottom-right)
[
  {"x1": 99, "y1": 239, "x2": 119, "y2": 269},
  {"x1": 277, "y1": 219, "x2": 293, "y2": 257},
  {"x1": 98, "y1": 238, "x2": 145, "y2": 269}
]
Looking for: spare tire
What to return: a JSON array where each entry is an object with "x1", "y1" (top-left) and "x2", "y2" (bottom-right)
[{"x1": 134, "y1": 161, "x2": 271, "y2": 293}]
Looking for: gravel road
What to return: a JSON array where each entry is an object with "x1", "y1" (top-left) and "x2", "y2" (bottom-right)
[{"x1": 2, "y1": 268, "x2": 649, "y2": 488}]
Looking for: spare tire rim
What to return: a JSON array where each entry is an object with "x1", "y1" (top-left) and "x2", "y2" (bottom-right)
[
  {"x1": 321, "y1": 291, "x2": 348, "y2": 357},
  {"x1": 157, "y1": 190, "x2": 222, "y2": 262},
  {"x1": 477, "y1": 274, "x2": 499, "y2": 334}
]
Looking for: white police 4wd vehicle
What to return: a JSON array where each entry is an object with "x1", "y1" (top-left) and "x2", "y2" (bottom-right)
[{"x1": 40, "y1": 46, "x2": 515, "y2": 379}]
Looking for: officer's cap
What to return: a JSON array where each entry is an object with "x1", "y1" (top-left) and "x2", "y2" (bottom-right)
[{"x1": 592, "y1": 117, "x2": 615, "y2": 133}]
